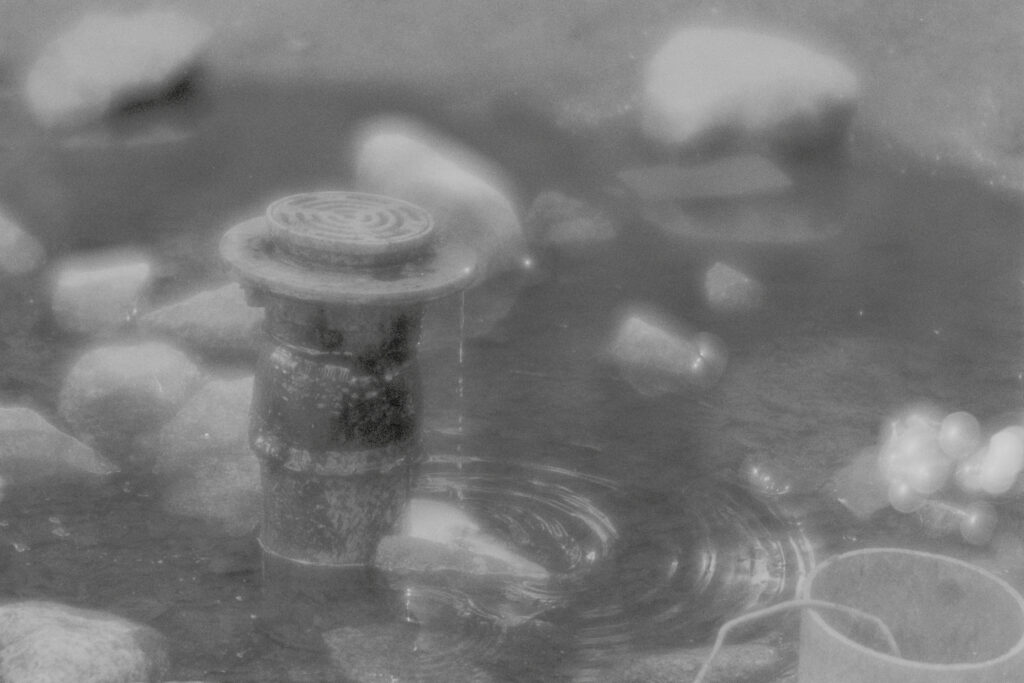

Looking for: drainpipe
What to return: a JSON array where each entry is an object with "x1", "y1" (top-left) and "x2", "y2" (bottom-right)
[{"x1": 221, "y1": 191, "x2": 477, "y2": 595}]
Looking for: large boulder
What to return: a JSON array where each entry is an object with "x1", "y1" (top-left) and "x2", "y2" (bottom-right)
[
  {"x1": 138, "y1": 282, "x2": 263, "y2": 359},
  {"x1": 24, "y1": 9, "x2": 211, "y2": 129},
  {"x1": 0, "y1": 405, "x2": 117, "y2": 487},
  {"x1": 48, "y1": 249, "x2": 153, "y2": 337},
  {"x1": 351, "y1": 115, "x2": 528, "y2": 279},
  {"x1": 151, "y1": 375, "x2": 260, "y2": 535},
  {"x1": 58, "y1": 341, "x2": 204, "y2": 458},
  {"x1": 641, "y1": 27, "x2": 858, "y2": 153},
  {"x1": 0, "y1": 601, "x2": 168, "y2": 683}
]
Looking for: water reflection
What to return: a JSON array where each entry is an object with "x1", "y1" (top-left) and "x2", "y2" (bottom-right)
[{"x1": 379, "y1": 455, "x2": 813, "y2": 679}]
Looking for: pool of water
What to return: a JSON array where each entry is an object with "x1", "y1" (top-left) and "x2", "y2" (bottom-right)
[{"x1": 0, "y1": 80, "x2": 1021, "y2": 681}]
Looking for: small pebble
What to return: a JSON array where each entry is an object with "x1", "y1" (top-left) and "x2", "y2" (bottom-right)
[{"x1": 703, "y1": 262, "x2": 765, "y2": 315}]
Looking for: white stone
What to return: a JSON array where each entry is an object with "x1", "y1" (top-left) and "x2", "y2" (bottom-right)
[
  {"x1": 0, "y1": 209, "x2": 45, "y2": 277},
  {"x1": 641, "y1": 27, "x2": 858, "y2": 150},
  {"x1": 24, "y1": 10, "x2": 211, "y2": 128},
  {"x1": 378, "y1": 498, "x2": 549, "y2": 580},
  {"x1": 153, "y1": 375, "x2": 260, "y2": 535},
  {"x1": 352, "y1": 115, "x2": 528, "y2": 278},
  {"x1": 138, "y1": 282, "x2": 263, "y2": 358},
  {"x1": 48, "y1": 249, "x2": 153, "y2": 336},
  {"x1": 0, "y1": 405, "x2": 117, "y2": 486},
  {"x1": 703, "y1": 261, "x2": 766, "y2": 314},
  {"x1": 58, "y1": 341, "x2": 204, "y2": 456},
  {"x1": 831, "y1": 447, "x2": 890, "y2": 520},
  {"x1": 607, "y1": 308, "x2": 727, "y2": 394},
  {"x1": 0, "y1": 601, "x2": 167, "y2": 683}
]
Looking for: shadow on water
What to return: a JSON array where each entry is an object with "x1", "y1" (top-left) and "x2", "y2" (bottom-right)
[{"x1": 0, "y1": 77, "x2": 1021, "y2": 681}]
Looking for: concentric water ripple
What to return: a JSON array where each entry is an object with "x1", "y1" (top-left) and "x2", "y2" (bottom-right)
[{"x1": 382, "y1": 454, "x2": 814, "y2": 679}]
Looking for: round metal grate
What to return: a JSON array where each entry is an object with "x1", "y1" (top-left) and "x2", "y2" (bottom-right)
[
  {"x1": 267, "y1": 191, "x2": 435, "y2": 267},
  {"x1": 221, "y1": 191, "x2": 478, "y2": 305}
]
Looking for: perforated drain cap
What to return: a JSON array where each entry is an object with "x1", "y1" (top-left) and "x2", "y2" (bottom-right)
[
  {"x1": 267, "y1": 191, "x2": 435, "y2": 267},
  {"x1": 220, "y1": 191, "x2": 478, "y2": 304}
]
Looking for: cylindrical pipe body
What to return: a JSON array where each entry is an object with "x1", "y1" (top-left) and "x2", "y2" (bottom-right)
[
  {"x1": 251, "y1": 297, "x2": 424, "y2": 567},
  {"x1": 220, "y1": 191, "x2": 477, "y2": 587}
]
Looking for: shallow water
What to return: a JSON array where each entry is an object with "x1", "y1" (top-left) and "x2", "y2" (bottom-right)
[{"x1": 0, "y1": 81, "x2": 1022, "y2": 681}]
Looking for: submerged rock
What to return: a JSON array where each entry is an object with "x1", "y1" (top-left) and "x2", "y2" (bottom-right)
[
  {"x1": 703, "y1": 262, "x2": 766, "y2": 315},
  {"x1": 0, "y1": 405, "x2": 117, "y2": 486},
  {"x1": 640, "y1": 197, "x2": 841, "y2": 246},
  {"x1": 24, "y1": 9, "x2": 211, "y2": 128},
  {"x1": 0, "y1": 208, "x2": 45, "y2": 277},
  {"x1": 829, "y1": 447, "x2": 890, "y2": 520},
  {"x1": 377, "y1": 498, "x2": 548, "y2": 581},
  {"x1": 0, "y1": 601, "x2": 168, "y2": 682},
  {"x1": 152, "y1": 375, "x2": 260, "y2": 535},
  {"x1": 48, "y1": 249, "x2": 153, "y2": 336},
  {"x1": 641, "y1": 27, "x2": 858, "y2": 152},
  {"x1": 616, "y1": 154, "x2": 792, "y2": 203},
  {"x1": 352, "y1": 115, "x2": 528, "y2": 279},
  {"x1": 58, "y1": 341, "x2": 204, "y2": 458},
  {"x1": 606, "y1": 308, "x2": 727, "y2": 395},
  {"x1": 152, "y1": 375, "x2": 253, "y2": 467},
  {"x1": 138, "y1": 282, "x2": 263, "y2": 359},
  {"x1": 526, "y1": 190, "x2": 617, "y2": 254}
]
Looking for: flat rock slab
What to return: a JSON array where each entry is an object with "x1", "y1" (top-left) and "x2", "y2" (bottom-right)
[
  {"x1": 641, "y1": 198, "x2": 842, "y2": 247},
  {"x1": 0, "y1": 405, "x2": 117, "y2": 486},
  {"x1": 617, "y1": 155, "x2": 793, "y2": 203}
]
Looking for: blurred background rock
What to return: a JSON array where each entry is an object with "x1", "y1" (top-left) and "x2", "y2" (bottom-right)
[{"x1": 1, "y1": 0, "x2": 1021, "y2": 190}]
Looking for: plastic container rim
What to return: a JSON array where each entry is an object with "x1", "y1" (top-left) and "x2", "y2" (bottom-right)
[{"x1": 801, "y1": 547, "x2": 1024, "y2": 671}]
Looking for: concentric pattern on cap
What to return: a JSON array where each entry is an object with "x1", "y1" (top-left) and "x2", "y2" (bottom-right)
[{"x1": 267, "y1": 191, "x2": 434, "y2": 266}]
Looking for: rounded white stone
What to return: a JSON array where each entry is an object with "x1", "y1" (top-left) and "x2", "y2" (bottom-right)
[{"x1": 641, "y1": 27, "x2": 859, "y2": 149}]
